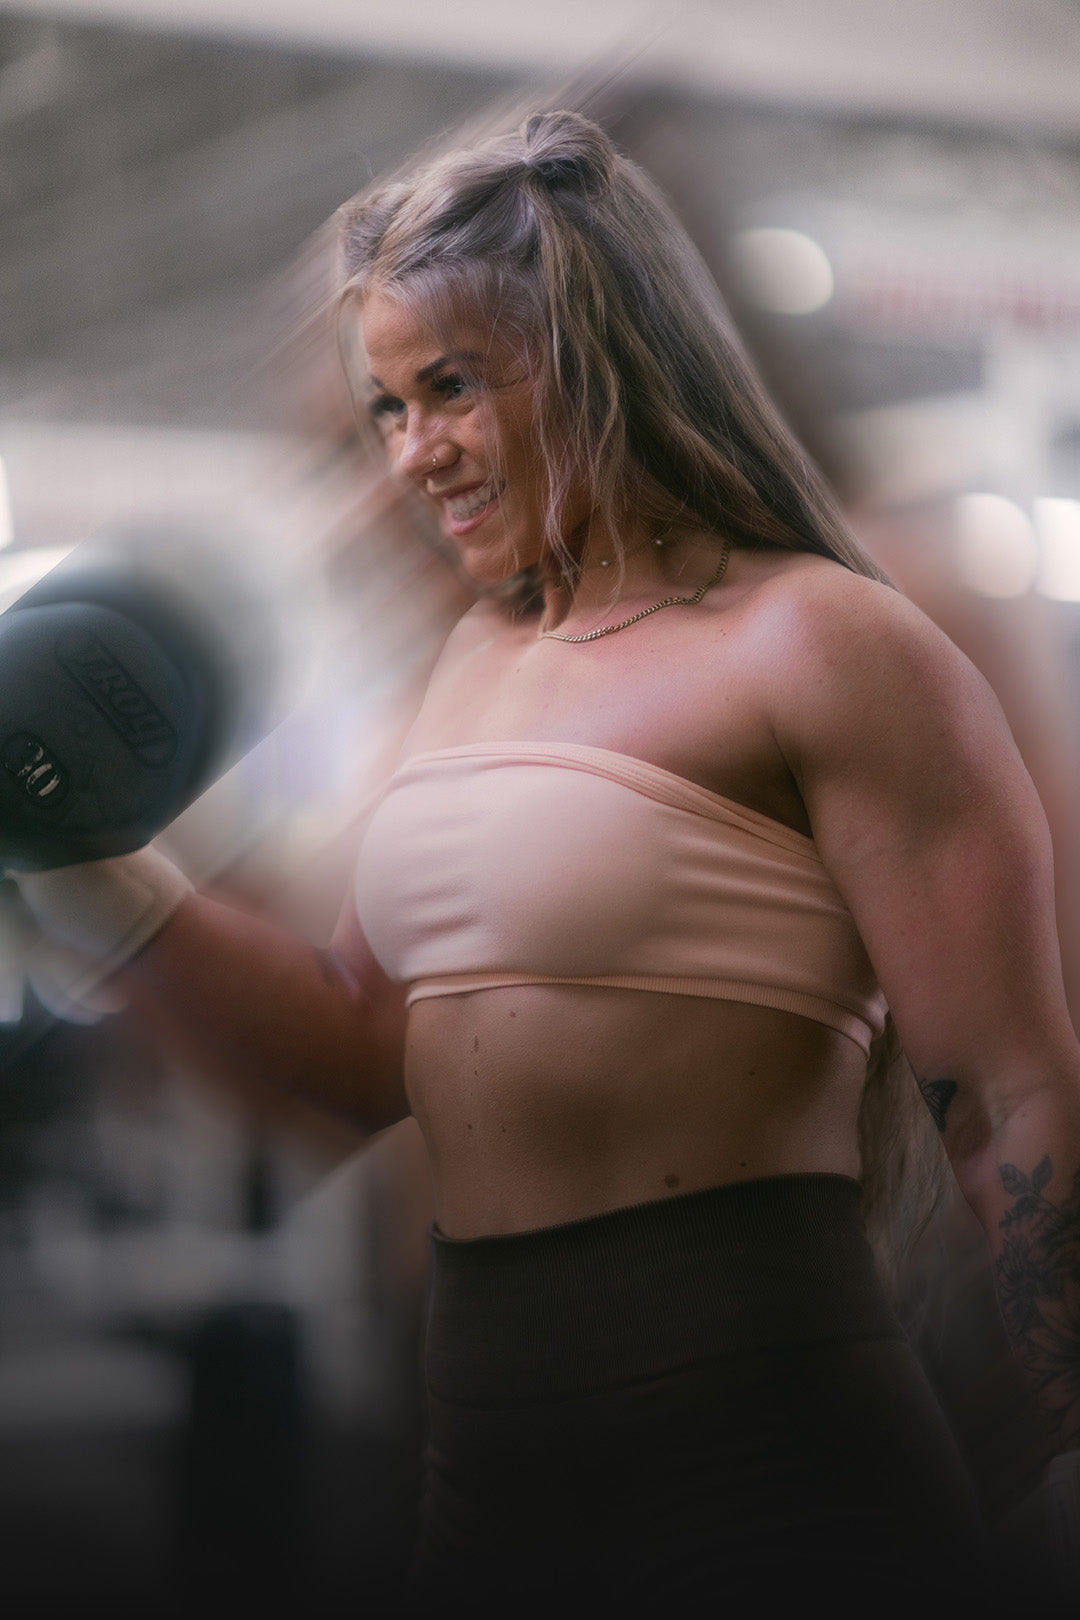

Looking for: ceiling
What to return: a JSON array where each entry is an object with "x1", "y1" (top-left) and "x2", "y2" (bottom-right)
[
  {"x1": 1, "y1": 3, "x2": 1078, "y2": 495},
  {"x1": 5, "y1": 0, "x2": 1080, "y2": 133}
]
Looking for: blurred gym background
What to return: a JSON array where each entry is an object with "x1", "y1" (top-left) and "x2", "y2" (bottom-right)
[{"x1": 2, "y1": 2, "x2": 1080, "y2": 1612}]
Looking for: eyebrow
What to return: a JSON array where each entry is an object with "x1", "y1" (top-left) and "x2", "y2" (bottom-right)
[{"x1": 368, "y1": 350, "x2": 486, "y2": 391}]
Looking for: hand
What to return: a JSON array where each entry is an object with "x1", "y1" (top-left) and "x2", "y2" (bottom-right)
[
  {"x1": 1, "y1": 878, "x2": 122, "y2": 1024},
  {"x1": 3, "y1": 847, "x2": 193, "y2": 1024},
  {"x1": 0, "y1": 872, "x2": 135, "y2": 1024}
]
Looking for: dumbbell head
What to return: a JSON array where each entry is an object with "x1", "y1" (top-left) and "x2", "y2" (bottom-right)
[{"x1": 0, "y1": 529, "x2": 282, "y2": 871}]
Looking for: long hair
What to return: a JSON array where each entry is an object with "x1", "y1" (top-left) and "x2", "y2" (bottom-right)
[{"x1": 335, "y1": 107, "x2": 948, "y2": 1283}]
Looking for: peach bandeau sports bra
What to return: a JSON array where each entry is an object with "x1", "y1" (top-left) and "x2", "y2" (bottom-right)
[{"x1": 353, "y1": 741, "x2": 889, "y2": 1054}]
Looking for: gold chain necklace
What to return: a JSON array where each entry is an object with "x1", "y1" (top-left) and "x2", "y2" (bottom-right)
[{"x1": 539, "y1": 534, "x2": 733, "y2": 644}]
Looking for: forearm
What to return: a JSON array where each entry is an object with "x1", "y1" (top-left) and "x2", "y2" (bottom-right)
[
  {"x1": 119, "y1": 889, "x2": 409, "y2": 1140},
  {"x1": 940, "y1": 1079, "x2": 1080, "y2": 1452}
]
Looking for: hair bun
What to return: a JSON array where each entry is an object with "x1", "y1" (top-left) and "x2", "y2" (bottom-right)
[{"x1": 521, "y1": 111, "x2": 616, "y2": 197}]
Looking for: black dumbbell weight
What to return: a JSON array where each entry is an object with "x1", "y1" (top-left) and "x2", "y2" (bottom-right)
[{"x1": 0, "y1": 528, "x2": 281, "y2": 871}]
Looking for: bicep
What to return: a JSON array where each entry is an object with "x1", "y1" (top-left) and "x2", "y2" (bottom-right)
[{"x1": 779, "y1": 581, "x2": 1076, "y2": 1120}]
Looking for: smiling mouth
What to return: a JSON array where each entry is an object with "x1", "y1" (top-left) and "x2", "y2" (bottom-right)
[{"x1": 444, "y1": 481, "x2": 501, "y2": 523}]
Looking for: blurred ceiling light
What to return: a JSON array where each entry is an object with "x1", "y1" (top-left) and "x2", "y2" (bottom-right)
[
  {"x1": 730, "y1": 227, "x2": 835, "y2": 315},
  {"x1": 955, "y1": 493, "x2": 1038, "y2": 598},
  {"x1": 1035, "y1": 498, "x2": 1080, "y2": 601},
  {"x1": 0, "y1": 457, "x2": 13, "y2": 549}
]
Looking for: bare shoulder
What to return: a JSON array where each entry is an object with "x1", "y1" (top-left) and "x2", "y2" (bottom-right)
[
  {"x1": 735, "y1": 554, "x2": 1046, "y2": 902},
  {"x1": 743, "y1": 551, "x2": 1007, "y2": 759},
  {"x1": 746, "y1": 547, "x2": 941, "y2": 657}
]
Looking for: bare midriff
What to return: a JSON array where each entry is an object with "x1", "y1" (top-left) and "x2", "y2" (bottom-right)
[{"x1": 404, "y1": 983, "x2": 868, "y2": 1238}]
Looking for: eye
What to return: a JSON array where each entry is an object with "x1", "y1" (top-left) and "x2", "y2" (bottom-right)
[
  {"x1": 368, "y1": 392, "x2": 405, "y2": 424},
  {"x1": 431, "y1": 371, "x2": 470, "y2": 402}
]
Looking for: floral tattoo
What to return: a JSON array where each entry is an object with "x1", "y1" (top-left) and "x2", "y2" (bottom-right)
[{"x1": 995, "y1": 1156, "x2": 1080, "y2": 1434}]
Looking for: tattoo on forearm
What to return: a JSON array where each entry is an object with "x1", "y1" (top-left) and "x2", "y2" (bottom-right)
[
  {"x1": 995, "y1": 1156, "x2": 1080, "y2": 1430},
  {"x1": 915, "y1": 1075, "x2": 957, "y2": 1133}
]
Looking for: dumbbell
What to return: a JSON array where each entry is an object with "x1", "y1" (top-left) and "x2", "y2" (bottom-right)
[{"x1": 0, "y1": 527, "x2": 282, "y2": 872}]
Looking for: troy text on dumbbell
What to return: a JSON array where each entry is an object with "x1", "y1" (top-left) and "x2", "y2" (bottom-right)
[{"x1": 55, "y1": 628, "x2": 178, "y2": 766}]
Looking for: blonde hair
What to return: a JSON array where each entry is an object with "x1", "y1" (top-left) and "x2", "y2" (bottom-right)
[{"x1": 335, "y1": 107, "x2": 948, "y2": 1282}]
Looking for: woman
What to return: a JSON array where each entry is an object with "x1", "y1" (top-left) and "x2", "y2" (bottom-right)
[{"x1": 12, "y1": 110, "x2": 1080, "y2": 1614}]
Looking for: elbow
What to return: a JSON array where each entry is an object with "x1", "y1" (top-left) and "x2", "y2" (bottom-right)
[
  {"x1": 938, "y1": 1066, "x2": 1080, "y2": 1217},
  {"x1": 940, "y1": 1121, "x2": 998, "y2": 1212},
  {"x1": 913, "y1": 1068, "x2": 1002, "y2": 1207}
]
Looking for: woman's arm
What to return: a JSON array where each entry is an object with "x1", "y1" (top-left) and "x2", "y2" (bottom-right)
[
  {"x1": 119, "y1": 884, "x2": 410, "y2": 1140},
  {"x1": 772, "y1": 567, "x2": 1080, "y2": 1450},
  {"x1": 10, "y1": 845, "x2": 410, "y2": 1145}
]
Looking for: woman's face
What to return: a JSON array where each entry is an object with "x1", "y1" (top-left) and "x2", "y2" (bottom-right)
[{"x1": 359, "y1": 291, "x2": 576, "y2": 586}]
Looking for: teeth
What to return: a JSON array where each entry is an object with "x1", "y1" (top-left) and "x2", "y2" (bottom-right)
[{"x1": 446, "y1": 483, "x2": 497, "y2": 521}]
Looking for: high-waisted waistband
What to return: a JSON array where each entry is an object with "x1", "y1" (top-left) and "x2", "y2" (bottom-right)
[{"x1": 425, "y1": 1173, "x2": 903, "y2": 1405}]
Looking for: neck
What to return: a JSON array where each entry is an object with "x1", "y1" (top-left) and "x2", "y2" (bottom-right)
[{"x1": 539, "y1": 525, "x2": 709, "y2": 634}]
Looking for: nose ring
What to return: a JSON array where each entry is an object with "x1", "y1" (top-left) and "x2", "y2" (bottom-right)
[{"x1": 431, "y1": 453, "x2": 439, "y2": 469}]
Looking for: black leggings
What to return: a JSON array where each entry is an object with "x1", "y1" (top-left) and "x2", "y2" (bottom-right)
[{"x1": 406, "y1": 1175, "x2": 991, "y2": 1617}]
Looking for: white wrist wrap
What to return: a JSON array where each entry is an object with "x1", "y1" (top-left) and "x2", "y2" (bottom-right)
[{"x1": 13, "y1": 847, "x2": 194, "y2": 972}]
